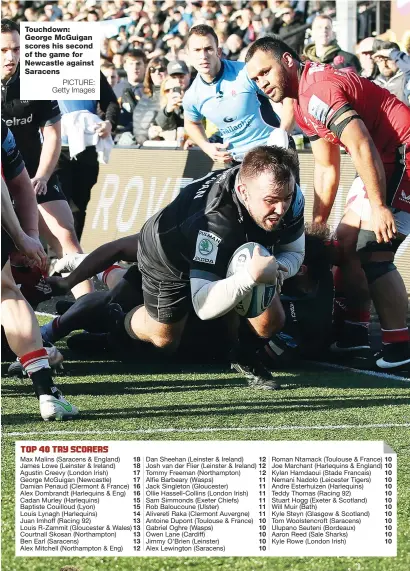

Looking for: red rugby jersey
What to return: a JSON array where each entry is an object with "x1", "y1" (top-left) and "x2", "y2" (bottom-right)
[{"x1": 293, "y1": 61, "x2": 410, "y2": 163}]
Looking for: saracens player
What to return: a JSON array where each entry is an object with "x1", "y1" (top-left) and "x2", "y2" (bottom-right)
[
  {"x1": 1, "y1": 18, "x2": 92, "y2": 299},
  {"x1": 246, "y1": 36, "x2": 410, "y2": 369}
]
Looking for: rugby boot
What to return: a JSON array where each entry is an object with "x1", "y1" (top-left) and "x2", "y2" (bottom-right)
[
  {"x1": 375, "y1": 342, "x2": 410, "y2": 370},
  {"x1": 51, "y1": 253, "x2": 88, "y2": 275},
  {"x1": 230, "y1": 348, "x2": 280, "y2": 390},
  {"x1": 330, "y1": 322, "x2": 370, "y2": 354},
  {"x1": 39, "y1": 386, "x2": 79, "y2": 421}
]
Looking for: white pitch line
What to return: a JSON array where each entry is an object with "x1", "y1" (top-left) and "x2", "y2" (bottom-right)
[
  {"x1": 311, "y1": 361, "x2": 410, "y2": 382},
  {"x1": 4, "y1": 423, "x2": 410, "y2": 437},
  {"x1": 35, "y1": 311, "x2": 56, "y2": 318}
]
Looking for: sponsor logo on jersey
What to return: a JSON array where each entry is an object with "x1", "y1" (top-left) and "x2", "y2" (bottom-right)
[
  {"x1": 193, "y1": 230, "x2": 221, "y2": 264},
  {"x1": 308, "y1": 95, "x2": 332, "y2": 125},
  {"x1": 5, "y1": 114, "x2": 33, "y2": 127},
  {"x1": 219, "y1": 116, "x2": 252, "y2": 136},
  {"x1": 223, "y1": 116, "x2": 237, "y2": 123}
]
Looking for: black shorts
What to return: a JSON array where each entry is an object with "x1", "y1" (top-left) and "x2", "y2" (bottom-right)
[
  {"x1": 138, "y1": 222, "x2": 191, "y2": 324},
  {"x1": 55, "y1": 146, "x2": 99, "y2": 211},
  {"x1": 1, "y1": 228, "x2": 15, "y2": 269},
  {"x1": 36, "y1": 172, "x2": 67, "y2": 205}
]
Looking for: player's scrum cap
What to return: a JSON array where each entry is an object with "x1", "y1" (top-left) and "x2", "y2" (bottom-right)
[{"x1": 167, "y1": 60, "x2": 190, "y2": 76}]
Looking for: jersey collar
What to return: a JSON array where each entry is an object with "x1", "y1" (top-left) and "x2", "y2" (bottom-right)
[{"x1": 199, "y1": 60, "x2": 225, "y2": 86}]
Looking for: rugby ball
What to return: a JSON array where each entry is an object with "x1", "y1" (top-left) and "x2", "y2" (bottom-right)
[{"x1": 226, "y1": 242, "x2": 276, "y2": 318}]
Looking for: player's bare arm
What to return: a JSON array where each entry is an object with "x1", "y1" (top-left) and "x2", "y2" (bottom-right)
[
  {"x1": 310, "y1": 137, "x2": 341, "y2": 224},
  {"x1": 338, "y1": 111, "x2": 397, "y2": 243},
  {"x1": 47, "y1": 235, "x2": 139, "y2": 294},
  {"x1": 184, "y1": 118, "x2": 232, "y2": 162},
  {"x1": 7, "y1": 166, "x2": 40, "y2": 240},
  {"x1": 31, "y1": 121, "x2": 62, "y2": 195},
  {"x1": 1, "y1": 178, "x2": 46, "y2": 270}
]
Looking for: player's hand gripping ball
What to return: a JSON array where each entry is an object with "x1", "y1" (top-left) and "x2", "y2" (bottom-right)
[{"x1": 227, "y1": 242, "x2": 277, "y2": 318}]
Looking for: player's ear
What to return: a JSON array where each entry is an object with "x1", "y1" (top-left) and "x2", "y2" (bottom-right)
[
  {"x1": 217, "y1": 46, "x2": 223, "y2": 58},
  {"x1": 282, "y1": 52, "x2": 294, "y2": 68},
  {"x1": 237, "y1": 182, "x2": 248, "y2": 202},
  {"x1": 297, "y1": 264, "x2": 308, "y2": 276}
]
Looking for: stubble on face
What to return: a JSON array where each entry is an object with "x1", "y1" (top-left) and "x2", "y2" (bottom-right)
[{"x1": 246, "y1": 50, "x2": 290, "y2": 103}]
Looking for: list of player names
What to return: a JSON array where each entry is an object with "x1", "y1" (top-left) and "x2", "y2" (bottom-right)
[{"x1": 15, "y1": 440, "x2": 396, "y2": 557}]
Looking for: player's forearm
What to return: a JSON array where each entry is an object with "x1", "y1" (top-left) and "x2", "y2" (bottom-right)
[
  {"x1": 64, "y1": 236, "x2": 137, "y2": 288},
  {"x1": 1, "y1": 178, "x2": 26, "y2": 245},
  {"x1": 313, "y1": 162, "x2": 340, "y2": 224},
  {"x1": 349, "y1": 139, "x2": 386, "y2": 207},
  {"x1": 279, "y1": 98, "x2": 295, "y2": 132},
  {"x1": 275, "y1": 233, "x2": 305, "y2": 278},
  {"x1": 35, "y1": 124, "x2": 61, "y2": 180},
  {"x1": 7, "y1": 169, "x2": 39, "y2": 238},
  {"x1": 184, "y1": 120, "x2": 210, "y2": 152},
  {"x1": 191, "y1": 270, "x2": 256, "y2": 320}
]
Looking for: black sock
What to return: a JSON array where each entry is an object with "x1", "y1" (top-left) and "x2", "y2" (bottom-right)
[
  {"x1": 30, "y1": 368, "x2": 55, "y2": 398},
  {"x1": 238, "y1": 320, "x2": 270, "y2": 356},
  {"x1": 55, "y1": 291, "x2": 115, "y2": 336}
]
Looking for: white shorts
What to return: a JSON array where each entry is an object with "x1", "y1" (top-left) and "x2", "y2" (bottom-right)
[{"x1": 345, "y1": 177, "x2": 410, "y2": 237}]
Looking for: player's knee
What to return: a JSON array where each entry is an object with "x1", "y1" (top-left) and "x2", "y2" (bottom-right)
[
  {"x1": 335, "y1": 224, "x2": 358, "y2": 259},
  {"x1": 150, "y1": 333, "x2": 181, "y2": 354},
  {"x1": 362, "y1": 261, "x2": 397, "y2": 285}
]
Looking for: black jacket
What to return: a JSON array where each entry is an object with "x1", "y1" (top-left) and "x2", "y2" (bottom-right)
[
  {"x1": 278, "y1": 12, "x2": 307, "y2": 55},
  {"x1": 155, "y1": 104, "x2": 184, "y2": 132}
]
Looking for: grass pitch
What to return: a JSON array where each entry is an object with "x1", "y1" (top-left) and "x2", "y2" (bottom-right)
[{"x1": 2, "y1": 317, "x2": 410, "y2": 571}]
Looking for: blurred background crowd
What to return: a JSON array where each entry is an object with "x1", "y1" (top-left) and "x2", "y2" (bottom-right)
[{"x1": 2, "y1": 0, "x2": 410, "y2": 148}]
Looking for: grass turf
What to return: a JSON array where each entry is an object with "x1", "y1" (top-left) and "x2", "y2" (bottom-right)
[{"x1": 2, "y1": 319, "x2": 410, "y2": 570}]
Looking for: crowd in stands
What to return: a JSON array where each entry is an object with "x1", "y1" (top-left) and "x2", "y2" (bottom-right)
[{"x1": 2, "y1": 0, "x2": 410, "y2": 148}]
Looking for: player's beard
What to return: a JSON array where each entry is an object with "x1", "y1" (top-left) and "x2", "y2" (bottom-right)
[
  {"x1": 248, "y1": 204, "x2": 282, "y2": 232},
  {"x1": 269, "y1": 66, "x2": 290, "y2": 103}
]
